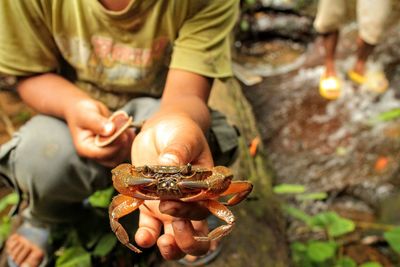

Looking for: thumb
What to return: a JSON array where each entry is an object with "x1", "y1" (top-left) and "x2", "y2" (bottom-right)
[
  {"x1": 158, "y1": 143, "x2": 191, "y2": 166},
  {"x1": 80, "y1": 111, "x2": 115, "y2": 136}
]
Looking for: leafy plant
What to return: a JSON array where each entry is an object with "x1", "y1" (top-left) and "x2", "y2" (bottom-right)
[
  {"x1": 306, "y1": 241, "x2": 337, "y2": 262},
  {"x1": 368, "y1": 108, "x2": 400, "y2": 124},
  {"x1": 335, "y1": 257, "x2": 357, "y2": 267},
  {"x1": 0, "y1": 192, "x2": 18, "y2": 212},
  {"x1": 0, "y1": 192, "x2": 18, "y2": 246},
  {"x1": 311, "y1": 212, "x2": 355, "y2": 238},
  {"x1": 287, "y1": 207, "x2": 357, "y2": 266},
  {"x1": 273, "y1": 183, "x2": 327, "y2": 201},
  {"x1": 56, "y1": 246, "x2": 92, "y2": 267},
  {"x1": 359, "y1": 263, "x2": 383, "y2": 267},
  {"x1": 52, "y1": 187, "x2": 158, "y2": 267},
  {"x1": 275, "y1": 183, "x2": 383, "y2": 267},
  {"x1": 273, "y1": 183, "x2": 306, "y2": 194},
  {"x1": 383, "y1": 227, "x2": 400, "y2": 254},
  {"x1": 291, "y1": 240, "x2": 337, "y2": 267},
  {"x1": 0, "y1": 186, "x2": 155, "y2": 266},
  {"x1": 88, "y1": 187, "x2": 114, "y2": 208}
]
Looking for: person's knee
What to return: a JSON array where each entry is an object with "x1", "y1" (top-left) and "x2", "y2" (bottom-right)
[
  {"x1": 314, "y1": 0, "x2": 346, "y2": 34},
  {"x1": 12, "y1": 116, "x2": 110, "y2": 221},
  {"x1": 12, "y1": 115, "x2": 77, "y2": 192},
  {"x1": 208, "y1": 111, "x2": 240, "y2": 167}
]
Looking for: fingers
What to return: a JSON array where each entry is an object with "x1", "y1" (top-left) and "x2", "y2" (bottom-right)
[
  {"x1": 78, "y1": 110, "x2": 114, "y2": 136},
  {"x1": 159, "y1": 139, "x2": 213, "y2": 167},
  {"x1": 68, "y1": 100, "x2": 114, "y2": 136},
  {"x1": 136, "y1": 202, "x2": 184, "y2": 259},
  {"x1": 135, "y1": 208, "x2": 162, "y2": 248},
  {"x1": 74, "y1": 126, "x2": 134, "y2": 166},
  {"x1": 21, "y1": 249, "x2": 44, "y2": 267},
  {"x1": 95, "y1": 131, "x2": 135, "y2": 166},
  {"x1": 171, "y1": 219, "x2": 210, "y2": 256},
  {"x1": 157, "y1": 219, "x2": 209, "y2": 260},
  {"x1": 147, "y1": 117, "x2": 213, "y2": 167},
  {"x1": 157, "y1": 223, "x2": 185, "y2": 260},
  {"x1": 159, "y1": 200, "x2": 209, "y2": 220},
  {"x1": 136, "y1": 200, "x2": 211, "y2": 260},
  {"x1": 131, "y1": 130, "x2": 161, "y2": 165},
  {"x1": 159, "y1": 142, "x2": 190, "y2": 165}
]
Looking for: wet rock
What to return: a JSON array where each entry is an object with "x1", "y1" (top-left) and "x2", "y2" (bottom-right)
[{"x1": 238, "y1": 11, "x2": 315, "y2": 43}]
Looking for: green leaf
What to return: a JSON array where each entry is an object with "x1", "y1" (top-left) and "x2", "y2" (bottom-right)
[
  {"x1": 296, "y1": 192, "x2": 328, "y2": 201},
  {"x1": 328, "y1": 218, "x2": 355, "y2": 237},
  {"x1": 273, "y1": 184, "x2": 306, "y2": 194},
  {"x1": 383, "y1": 227, "x2": 400, "y2": 254},
  {"x1": 55, "y1": 246, "x2": 91, "y2": 267},
  {"x1": 335, "y1": 257, "x2": 357, "y2": 267},
  {"x1": 88, "y1": 187, "x2": 114, "y2": 208},
  {"x1": 306, "y1": 241, "x2": 336, "y2": 262},
  {"x1": 240, "y1": 20, "x2": 250, "y2": 32},
  {"x1": 92, "y1": 233, "x2": 118, "y2": 257},
  {"x1": 290, "y1": 242, "x2": 313, "y2": 267},
  {"x1": 291, "y1": 242, "x2": 307, "y2": 252},
  {"x1": 0, "y1": 216, "x2": 11, "y2": 246},
  {"x1": 369, "y1": 108, "x2": 400, "y2": 124},
  {"x1": 14, "y1": 110, "x2": 32, "y2": 123},
  {"x1": 283, "y1": 205, "x2": 313, "y2": 225},
  {"x1": 0, "y1": 192, "x2": 19, "y2": 213},
  {"x1": 244, "y1": 0, "x2": 256, "y2": 5},
  {"x1": 311, "y1": 212, "x2": 355, "y2": 237},
  {"x1": 359, "y1": 262, "x2": 383, "y2": 267}
]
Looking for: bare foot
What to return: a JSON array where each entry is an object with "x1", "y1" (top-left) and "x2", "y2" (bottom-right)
[
  {"x1": 352, "y1": 62, "x2": 366, "y2": 77},
  {"x1": 324, "y1": 65, "x2": 337, "y2": 78},
  {"x1": 6, "y1": 233, "x2": 44, "y2": 267}
]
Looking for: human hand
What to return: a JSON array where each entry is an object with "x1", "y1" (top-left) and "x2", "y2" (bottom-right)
[
  {"x1": 65, "y1": 99, "x2": 135, "y2": 167},
  {"x1": 131, "y1": 113, "x2": 214, "y2": 260}
]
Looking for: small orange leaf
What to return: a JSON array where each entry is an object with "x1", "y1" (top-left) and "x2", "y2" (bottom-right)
[
  {"x1": 249, "y1": 136, "x2": 261, "y2": 157},
  {"x1": 374, "y1": 156, "x2": 389, "y2": 172}
]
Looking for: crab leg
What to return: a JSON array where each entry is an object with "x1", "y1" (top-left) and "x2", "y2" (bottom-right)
[
  {"x1": 177, "y1": 180, "x2": 210, "y2": 202},
  {"x1": 194, "y1": 199, "x2": 235, "y2": 241},
  {"x1": 109, "y1": 194, "x2": 144, "y2": 253},
  {"x1": 220, "y1": 181, "x2": 253, "y2": 206},
  {"x1": 178, "y1": 180, "x2": 209, "y2": 189},
  {"x1": 179, "y1": 190, "x2": 210, "y2": 202},
  {"x1": 179, "y1": 180, "x2": 253, "y2": 205}
]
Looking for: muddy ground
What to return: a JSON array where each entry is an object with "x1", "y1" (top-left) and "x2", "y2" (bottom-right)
[
  {"x1": 236, "y1": 7, "x2": 400, "y2": 266},
  {"x1": 241, "y1": 22, "x2": 400, "y2": 203}
]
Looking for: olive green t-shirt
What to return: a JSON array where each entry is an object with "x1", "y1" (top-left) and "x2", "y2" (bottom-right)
[{"x1": 0, "y1": 0, "x2": 238, "y2": 109}]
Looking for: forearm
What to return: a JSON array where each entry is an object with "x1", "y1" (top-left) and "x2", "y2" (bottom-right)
[
  {"x1": 17, "y1": 73, "x2": 91, "y2": 119},
  {"x1": 155, "y1": 69, "x2": 212, "y2": 132}
]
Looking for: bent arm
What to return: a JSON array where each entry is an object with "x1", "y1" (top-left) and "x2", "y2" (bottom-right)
[
  {"x1": 16, "y1": 73, "x2": 91, "y2": 119},
  {"x1": 16, "y1": 73, "x2": 129, "y2": 165},
  {"x1": 151, "y1": 68, "x2": 212, "y2": 132}
]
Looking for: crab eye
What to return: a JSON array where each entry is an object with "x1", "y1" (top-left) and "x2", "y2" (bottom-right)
[
  {"x1": 143, "y1": 165, "x2": 150, "y2": 174},
  {"x1": 182, "y1": 163, "x2": 192, "y2": 175}
]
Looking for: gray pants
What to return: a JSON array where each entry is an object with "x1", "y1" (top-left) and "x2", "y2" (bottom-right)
[{"x1": 0, "y1": 97, "x2": 239, "y2": 224}]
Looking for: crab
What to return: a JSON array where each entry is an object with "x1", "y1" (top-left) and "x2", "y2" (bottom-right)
[{"x1": 109, "y1": 163, "x2": 253, "y2": 253}]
